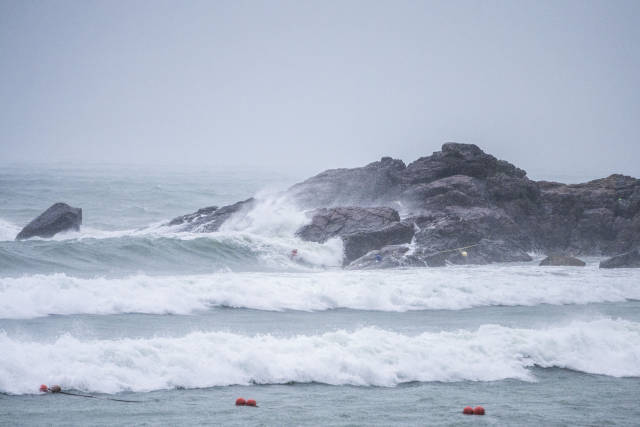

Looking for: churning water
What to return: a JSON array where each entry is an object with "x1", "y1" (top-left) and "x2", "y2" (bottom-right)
[{"x1": 1, "y1": 165, "x2": 639, "y2": 426}]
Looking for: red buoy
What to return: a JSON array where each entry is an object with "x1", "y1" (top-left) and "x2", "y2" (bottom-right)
[
  {"x1": 474, "y1": 406, "x2": 485, "y2": 415},
  {"x1": 235, "y1": 398, "x2": 246, "y2": 406},
  {"x1": 246, "y1": 399, "x2": 257, "y2": 407},
  {"x1": 39, "y1": 384, "x2": 48, "y2": 393},
  {"x1": 462, "y1": 406, "x2": 474, "y2": 415}
]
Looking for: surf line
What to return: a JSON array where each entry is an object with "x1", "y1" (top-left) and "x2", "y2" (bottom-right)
[{"x1": 40, "y1": 385, "x2": 141, "y2": 403}]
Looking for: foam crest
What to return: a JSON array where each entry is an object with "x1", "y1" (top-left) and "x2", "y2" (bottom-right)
[
  {"x1": 1, "y1": 319, "x2": 639, "y2": 394},
  {"x1": 220, "y1": 193, "x2": 310, "y2": 237},
  {"x1": 1, "y1": 266, "x2": 639, "y2": 319},
  {"x1": 0, "y1": 218, "x2": 20, "y2": 242}
]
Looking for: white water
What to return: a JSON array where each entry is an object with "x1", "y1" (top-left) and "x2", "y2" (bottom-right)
[
  {"x1": 0, "y1": 218, "x2": 20, "y2": 242},
  {"x1": 1, "y1": 318, "x2": 639, "y2": 394},
  {"x1": 1, "y1": 266, "x2": 638, "y2": 319}
]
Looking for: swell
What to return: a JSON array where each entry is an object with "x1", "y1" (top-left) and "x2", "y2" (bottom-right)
[
  {"x1": 1, "y1": 319, "x2": 639, "y2": 394},
  {"x1": 0, "y1": 233, "x2": 343, "y2": 277},
  {"x1": 1, "y1": 267, "x2": 639, "y2": 319}
]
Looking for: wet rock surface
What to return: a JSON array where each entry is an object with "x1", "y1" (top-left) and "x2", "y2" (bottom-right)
[
  {"x1": 16, "y1": 203, "x2": 82, "y2": 240},
  {"x1": 599, "y1": 249, "x2": 640, "y2": 268},
  {"x1": 173, "y1": 143, "x2": 640, "y2": 268},
  {"x1": 168, "y1": 198, "x2": 255, "y2": 232},
  {"x1": 295, "y1": 207, "x2": 415, "y2": 265},
  {"x1": 539, "y1": 255, "x2": 586, "y2": 267}
]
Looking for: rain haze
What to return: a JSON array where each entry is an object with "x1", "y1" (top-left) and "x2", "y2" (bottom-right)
[{"x1": 1, "y1": 0, "x2": 639, "y2": 180}]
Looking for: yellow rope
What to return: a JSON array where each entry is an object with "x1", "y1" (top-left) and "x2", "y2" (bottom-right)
[{"x1": 429, "y1": 243, "x2": 480, "y2": 256}]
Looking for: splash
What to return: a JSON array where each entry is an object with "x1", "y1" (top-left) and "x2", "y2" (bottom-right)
[{"x1": 2, "y1": 319, "x2": 639, "y2": 394}]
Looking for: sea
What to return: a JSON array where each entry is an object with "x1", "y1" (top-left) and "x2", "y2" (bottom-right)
[{"x1": 1, "y1": 164, "x2": 639, "y2": 426}]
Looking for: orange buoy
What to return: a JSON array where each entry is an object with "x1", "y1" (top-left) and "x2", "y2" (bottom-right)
[
  {"x1": 246, "y1": 399, "x2": 257, "y2": 407},
  {"x1": 235, "y1": 398, "x2": 246, "y2": 406},
  {"x1": 473, "y1": 406, "x2": 485, "y2": 415},
  {"x1": 463, "y1": 406, "x2": 474, "y2": 415},
  {"x1": 39, "y1": 384, "x2": 48, "y2": 392}
]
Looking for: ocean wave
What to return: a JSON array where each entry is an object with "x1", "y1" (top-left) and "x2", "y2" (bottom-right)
[
  {"x1": 1, "y1": 267, "x2": 639, "y2": 319},
  {"x1": 0, "y1": 233, "x2": 344, "y2": 277},
  {"x1": 1, "y1": 319, "x2": 639, "y2": 394}
]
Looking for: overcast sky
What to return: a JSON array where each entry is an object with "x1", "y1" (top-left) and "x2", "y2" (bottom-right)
[{"x1": 1, "y1": 0, "x2": 639, "y2": 179}]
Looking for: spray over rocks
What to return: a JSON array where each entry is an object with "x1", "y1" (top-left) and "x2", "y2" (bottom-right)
[{"x1": 169, "y1": 143, "x2": 640, "y2": 269}]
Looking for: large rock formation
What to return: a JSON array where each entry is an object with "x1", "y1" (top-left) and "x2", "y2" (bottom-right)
[
  {"x1": 16, "y1": 202, "x2": 82, "y2": 240},
  {"x1": 286, "y1": 143, "x2": 639, "y2": 266},
  {"x1": 171, "y1": 142, "x2": 640, "y2": 268}
]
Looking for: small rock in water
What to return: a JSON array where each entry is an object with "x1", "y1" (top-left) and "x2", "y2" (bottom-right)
[
  {"x1": 539, "y1": 255, "x2": 586, "y2": 267},
  {"x1": 16, "y1": 202, "x2": 82, "y2": 240}
]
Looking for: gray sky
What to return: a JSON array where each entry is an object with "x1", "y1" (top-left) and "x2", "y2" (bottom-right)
[{"x1": 1, "y1": 0, "x2": 639, "y2": 179}]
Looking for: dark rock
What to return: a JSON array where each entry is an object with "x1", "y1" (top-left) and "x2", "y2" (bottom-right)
[
  {"x1": 539, "y1": 255, "x2": 586, "y2": 267},
  {"x1": 536, "y1": 175, "x2": 640, "y2": 255},
  {"x1": 342, "y1": 222, "x2": 415, "y2": 265},
  {"x1": 599, "y1": 249, "x2": 640, "y2": 268},
  {"x1": 295, "y1": 207, "x2": 415, "y2": 265},
  {"x1": 16, "y1": 203, "x2": 82, "y2": 240},
  {"x1": 168, "y1": 198, "x2": 254, "y2": 232},
  {"x1": 346, "y1": 245, "x2": 412, "y2": 270},
  {"x1": 296, "y1": 207, "x2": 401, "y2": 242},
  {"x1": 411, "y1": 207, "x2": 532, "y2": 262},
  {"x1": 288, "y1": 157, "x2": 406, "y2": 209},
  {"x1": 169, "y1": 206, "x2": 218, "y2": 226},
  {"x1": 175, "y1": 142, "x2": 640, "y2": 268},
  {"x1": 411, "y1": 238, "x2": 532, "y2": 266},
  {"x1": 399, "y1": 175, "x2": 490, "y2": 213},
  {"x1": 401, "y1": 142, "x2": 512, "y2": 185}
]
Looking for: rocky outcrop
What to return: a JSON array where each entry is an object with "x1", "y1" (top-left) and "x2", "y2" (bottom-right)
[
  {"x1": 539, "y1": 255, "x2": 586, "y2": 267},
  {"x1": 599, "y1": 249, "x2": 640, "y2": 268},
  {"x1": 168, "y1": 198, "x2": 254, "y2": 232},
  {"x1": 171, "y1": 142, "x2": 640, "y2": 269},
  {"x1": 295, "y1": 207, "x2": 415, "y2": 265},
  {"x1": 16, "y1": 203, "x2": 82, "y2": 240}
]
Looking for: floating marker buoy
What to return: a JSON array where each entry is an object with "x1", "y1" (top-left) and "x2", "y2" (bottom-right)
[
  {"x1": 235, "y1": 398, "x2": 246, "y2": 406},
  {"x1": 461, "y1": 250, "x2": 468, "y2": 257},
  {"x1": 473, "y1": 406, "x2": 485, "y2": 415},
  {"x1": 39, "y1": 384, "x2": 48, "y2": 392},
  {"x1": 246, "y1": 399, "x2": 257, "y2": 407},
  {"x1": 463, "y1": 406, "x2": 474, "y2": 415}
]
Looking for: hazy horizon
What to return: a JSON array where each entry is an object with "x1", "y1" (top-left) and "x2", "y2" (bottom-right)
[{"x1": 2, "y1": 0, "x2": 639, "y2": 180}]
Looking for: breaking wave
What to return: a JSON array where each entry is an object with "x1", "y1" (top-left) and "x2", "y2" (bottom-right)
[
  {"x1": 0, "y1": 218, "x2": 20, "y2": 242},
  {"x1": 0, "y1": 197, "x2": 345, "y2": 276},
  {"x1": 1, "y1": 319, "x2": 639, "y2": 394},
  {"x1": 1, "y1": 266, "x2": 639, "y2": 319}
]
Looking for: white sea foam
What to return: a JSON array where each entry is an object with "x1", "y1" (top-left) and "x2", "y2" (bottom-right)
[
  {"x1": 0, "y1": 218, "x2": 20, "y2": 241},
  {"x1": 13, "y1": 193, "x2": 310, "y2": 242},
  {"x1": 1, "y1": 266, "x2": 638, "y2": 319},
  {"x1": 1, "y1": 319, "x2": 639, "y2": 394}
]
